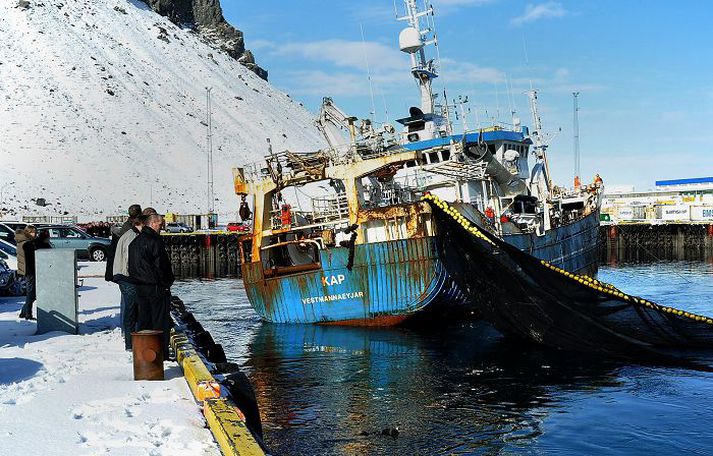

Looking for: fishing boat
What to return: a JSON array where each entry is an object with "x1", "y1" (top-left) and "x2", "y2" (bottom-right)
[{"x1": 232, "y1": 0, "x2": 602, "y2": 325}]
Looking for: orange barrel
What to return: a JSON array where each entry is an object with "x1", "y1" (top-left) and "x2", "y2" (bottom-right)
[{"x1": 131, "y1": 330, "x2": 164, "y2": 381}]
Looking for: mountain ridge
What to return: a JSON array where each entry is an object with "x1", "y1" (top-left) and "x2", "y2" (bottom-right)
[{"x1": 140, "y1": 0, "x2": 267, "y2": 79}]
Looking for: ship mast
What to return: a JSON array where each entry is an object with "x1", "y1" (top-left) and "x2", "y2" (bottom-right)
[
  {"x1": 573, "y1": 92, "x2": 581, "y2": 184},
  {"x1": 397, "y1": 0, "x2": 438, "y2": 114},
  {"x1": 527, "y1": 89, "x2": 552, "y2": 193}
]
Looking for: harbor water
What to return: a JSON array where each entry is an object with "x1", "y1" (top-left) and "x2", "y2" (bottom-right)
[{"x1": 173, "y1": 261, "x2": 713, "y2": 456}]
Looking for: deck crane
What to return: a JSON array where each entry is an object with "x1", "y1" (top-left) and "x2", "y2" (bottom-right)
[{"x1": 315, "y1": 97, "x2": 358, "y2": 151}]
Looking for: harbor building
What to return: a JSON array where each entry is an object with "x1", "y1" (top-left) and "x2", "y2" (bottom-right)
[
  {"x1": 601, "y1": 177, "x2": 713, "y2": 224},
  {"x1": 600, "y1": 177, "x2": 713, "y2": 263}
]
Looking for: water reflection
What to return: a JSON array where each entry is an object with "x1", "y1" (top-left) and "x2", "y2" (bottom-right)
[
  {"x1": 173, "y1": 261, "x2": 713, "y2": 456},
  {"x1": 245, "y1": 322, "x2": 622, "y2": 456}
]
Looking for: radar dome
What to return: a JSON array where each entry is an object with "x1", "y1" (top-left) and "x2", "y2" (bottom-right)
[{"x1": 399, "y1": 27, "x2": 423, "y2": 54}]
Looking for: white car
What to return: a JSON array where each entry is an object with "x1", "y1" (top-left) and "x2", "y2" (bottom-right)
[{"x1": 165, "y1": 222, "x2": 193, "y2": 233}]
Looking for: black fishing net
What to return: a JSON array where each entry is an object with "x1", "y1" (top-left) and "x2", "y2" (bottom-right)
[{"x1": 424, "y1": 195, "x2": 713, "y2": 368}]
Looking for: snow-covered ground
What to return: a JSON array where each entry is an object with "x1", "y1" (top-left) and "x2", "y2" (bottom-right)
[
  {"x1": 0, "y1": 0, "x2": 325, "y2": 221},
  {"x1": 0, "y1": 262, "x2": 219, "y2": 455}
]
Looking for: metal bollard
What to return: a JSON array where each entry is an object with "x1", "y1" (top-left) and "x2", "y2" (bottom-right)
[{"x1": 132, "y1": 330, "x2": 164, "y2": 381}]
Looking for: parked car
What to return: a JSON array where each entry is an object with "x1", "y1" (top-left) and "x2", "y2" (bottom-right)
[
  {"x1": 0, "y1": 259, "x2": 13, "y2": 295},
  {"x1": 42, "y1": 225, "x2": 112, "y2": 261},
  {"x1": 0, "y1": 240, "x2": 25, "y2": 296},
  {"x1": 0, "y1": 223, "x2": 18, "y2": 245},
  {"x1": 165, "y1": 222, "x2": 193, "y2": 233},
  {"x1": 1, "y1": 221, "x2": 29, "y2": 231},
  {"x1": 226, "y1": 222, "x2": 250, "y2": 233},
  {"x1": 0, "y1": 238, "x2": 18, "y2": 270}
]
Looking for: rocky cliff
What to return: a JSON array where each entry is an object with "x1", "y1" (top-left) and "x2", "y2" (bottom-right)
[{"x1": 142, "y1": 0, "x2": 267, "y2": 79}]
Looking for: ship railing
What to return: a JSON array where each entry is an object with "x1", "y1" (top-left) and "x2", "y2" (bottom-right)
[
  {"x1": 312, "y1": 194, "x2": 350, "y2": 224},
  {"x1": 466, "y1": 121, "x2": 522, "y2": 133},
  {"x1": 396, "y1": 168, "x2": 438, "y2": 188},
  {"x1": 239, "y1": 161, "x2": 267, "y2": 183}
]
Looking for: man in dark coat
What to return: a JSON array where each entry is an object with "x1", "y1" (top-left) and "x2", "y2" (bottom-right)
[
  {"x1": 18, "y1": 227, "x2": 51, "y2": 320},
  {"x1": 17, "y1": 226, "x2": 37, "y2": 320},
  {"x1": 128, "y1": 214, "x2": 174, "y2": 360}
]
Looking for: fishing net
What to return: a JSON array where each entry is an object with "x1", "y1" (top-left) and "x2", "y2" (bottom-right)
[{"x1": 424, "y1": 194, "x2": 713, "y2": 368}]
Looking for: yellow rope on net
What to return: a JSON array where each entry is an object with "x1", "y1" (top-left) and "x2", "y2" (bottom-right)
[{"x1": 421, "y1": 193, "x2": 713, "y2": 325}]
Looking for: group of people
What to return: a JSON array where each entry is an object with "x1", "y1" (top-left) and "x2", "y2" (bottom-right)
[
  {"x1": 16, "y1": 226, "x2": 52, "y2": 320},
  {"x1": 105, "y1": 204, "x2": 174, "y2": 359},
  {"x1": 78, "y1": 221, "x2": 113, "y2": 238}
]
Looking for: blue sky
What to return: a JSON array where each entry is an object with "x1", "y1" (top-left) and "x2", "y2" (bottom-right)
[{"x1": 223, "y1": 1, "x2": 713, "y2": 190}]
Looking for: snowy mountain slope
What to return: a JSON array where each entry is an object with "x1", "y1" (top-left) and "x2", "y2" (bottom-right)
[{"x1": 0, "y1": 0, "x2": 324, "y2": 220}]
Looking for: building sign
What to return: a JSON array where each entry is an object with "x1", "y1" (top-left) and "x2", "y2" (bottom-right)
[
  {"x1": 661, "y1": 205, "x2": 691, "y2": 221},
  {"x1": 617, "y1": 206, "x2": 634, "y2": 220},
  {"x1": 691, "y1": 206, "x2": 713, "y2": 221}
]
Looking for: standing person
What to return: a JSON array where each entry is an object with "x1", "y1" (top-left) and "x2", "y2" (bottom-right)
[
  {"x1": 129, "y1": 214, "x2": 174, "y2": 360},
  {"x1": 17, "y1": 225, "x2": 37, "y2": 320},
  {"x1": 105, "y1": 204, "x2": 142, "y2": 282},
  {"x1": 105, "y1": 204, "x2": 142, "y2": 335},
  {"x1": 34, "y1": 230, "x2": 52, "y2": 250},
  {"x1": 112, "y1": 216, "x2": 145, "y2": 350}
]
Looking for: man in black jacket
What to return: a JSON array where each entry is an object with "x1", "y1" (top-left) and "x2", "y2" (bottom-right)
[
  {"x1": 128, "y1": 213, "x2": 174, "y2": 360},
  {"x1": 18, "y1": 229, "x2": 52, "y2": 320}
]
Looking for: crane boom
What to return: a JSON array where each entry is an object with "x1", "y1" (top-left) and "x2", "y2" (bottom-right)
[{"x1": 315, "y1": 97, "x2": 357, "y2": 150}]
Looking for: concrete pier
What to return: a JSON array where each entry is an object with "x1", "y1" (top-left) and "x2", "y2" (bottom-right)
[
  {"x1": 161, "y1": 226, "x2": 713, "y2": 279},
  {"x1": 162, "y1": 233, "x2": 242, "y2": 279},
  {"x1": 599, "y1": 223, "x2": 713, "y2": 263}
]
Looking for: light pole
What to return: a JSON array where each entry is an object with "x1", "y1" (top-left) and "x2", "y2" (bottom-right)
[{"x1": 206, "y1": 87, "x2": 215, "y2": 214}]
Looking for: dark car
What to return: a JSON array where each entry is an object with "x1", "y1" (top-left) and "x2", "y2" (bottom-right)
[
  {"x1": 0, "y1": 223, "x2": 16, "y2": 245},
  {"x1": 42, "y1": 225, "x2": 112, "y2": 261}
]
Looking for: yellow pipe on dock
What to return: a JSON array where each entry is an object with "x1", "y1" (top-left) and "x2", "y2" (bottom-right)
[
  {"x1": 204, "y1": 399, "x2": 266, "y2": 456},
  {"x1": 171, "y1": 330, "x2": 265, "y2": 456}
]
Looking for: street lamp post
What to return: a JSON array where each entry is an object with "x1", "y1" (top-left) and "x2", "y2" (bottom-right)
[{"x1": 206, "y1": 87, "x2": 215, "y2": 214}]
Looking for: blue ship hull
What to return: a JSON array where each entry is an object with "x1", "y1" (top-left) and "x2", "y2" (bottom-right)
[
  {"x1": 241, "y1": 211, "x2": 599, "y2": 325},
  {"x1": 243, "y1": 236, "x2": 465, "y2": 325},
  {"x1": 504, "y1": 210, "x2": 600, "y2": 275}
]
